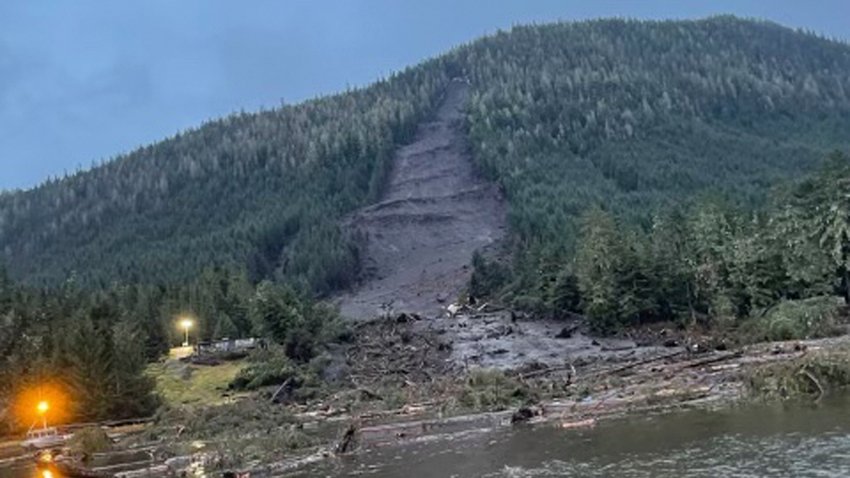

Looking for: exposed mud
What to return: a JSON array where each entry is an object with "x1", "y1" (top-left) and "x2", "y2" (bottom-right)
[
  {"x1": 426, "y1": 310, "x2": 665, "y2": 370},
  {"x1": 337, "y1": 80, "x2": 507, "y2": 320},
  {"x1": 331, "y1": 309, "x2": 668, "y2": 396},
  {"x1": 334, "y1": 334, "x2": 850, "y2": 453}
]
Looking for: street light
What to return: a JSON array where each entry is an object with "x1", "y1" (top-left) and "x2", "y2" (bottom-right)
[
  {"x1": 36, "y1": 400, "x2": 49, "y2": 429},
  {"x1": 180, "y1": 318, "x2": 193, "y2": 347}
]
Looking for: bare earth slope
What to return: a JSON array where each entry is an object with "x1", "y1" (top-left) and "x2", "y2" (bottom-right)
[{"x1": 338, "y1": 80, "x2": 506, "y2": 320}]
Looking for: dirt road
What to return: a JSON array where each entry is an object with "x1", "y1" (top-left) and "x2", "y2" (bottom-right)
[{"x1": 337, "y1": 80, "x2": 506, "y2": 320}]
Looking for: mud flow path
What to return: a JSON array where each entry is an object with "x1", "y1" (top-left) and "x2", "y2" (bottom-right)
[{"x1": 338, "y1": 80, "x2": 506, "y2": 320}]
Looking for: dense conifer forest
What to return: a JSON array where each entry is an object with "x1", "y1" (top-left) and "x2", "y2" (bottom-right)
[
  {"x1": 3, "y1": 17, "x2": 850, "y2": 293},
  {"x1": 3, "y1": 17, "x2": 850, "y2": 426},
  {"x1": 0, "y1": 265, "x2": 340, "y2": 431},
  {"x1": 517, "y1": 152, "x2": 850, "y2": 335}
]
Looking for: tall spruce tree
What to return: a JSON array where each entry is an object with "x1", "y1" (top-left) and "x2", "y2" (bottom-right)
[{"x1": 575, "y1": 207, "x2": 623, "y2": 331}]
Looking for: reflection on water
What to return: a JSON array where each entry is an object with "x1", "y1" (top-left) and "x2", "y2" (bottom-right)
[
  {"x1": 36, "y1": 469, "x2": 58, "y2": 478},
  {"x1": 0, "y1": 464, "x2": 64, "y2": 478},
  {"x1": 0, "y1": 464, "x2": 47, "y2": 478},
  {"x1": 4, "y1": 396, "x2": 850, "y2": 477},
  {"x1": 299, "y1": 395, "x2": 850, "y2": 477}
]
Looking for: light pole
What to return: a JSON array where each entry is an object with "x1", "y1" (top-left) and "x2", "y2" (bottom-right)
[{"x1": 180, "y1": 318, "x2": 193, "y2": 347}]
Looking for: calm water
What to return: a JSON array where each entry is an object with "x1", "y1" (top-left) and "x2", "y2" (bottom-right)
[
  {"x1": 3, "y1": 397, "x2": 850, "y2": 477},
  {"x1": 300, "y1": 396, "x2": 850, "y2": 477}
]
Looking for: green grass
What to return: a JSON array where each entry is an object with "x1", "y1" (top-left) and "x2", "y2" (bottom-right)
[{"x1": 147, "y1": 359, "x2": 248, "y2": 408}]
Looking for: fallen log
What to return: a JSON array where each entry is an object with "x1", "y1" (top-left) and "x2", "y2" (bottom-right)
[
  {"x1": 684, "y1": 351, "x2": 744, "y2": 369},
  {"x1": 335, "y1": 423, "x2": 357, "y2": 454},
  {"x1": 270, "y1": 378, "x2": 294, "y2": 404},
  {"x1": 798, "y1": 367, "x2": 824, "y2": 401},
  {"x1": 114, "y1": 464, "x2": 171, "y2": 477},
  {"x1": 554, "y1": 325, "x2": 578, "y2": 339},
  {"x1": 587, "y1": 350, "x2": 686, "y2": 379},
  {"x1": 520, "y1": 363, "x2": 576, "y2": 380}
]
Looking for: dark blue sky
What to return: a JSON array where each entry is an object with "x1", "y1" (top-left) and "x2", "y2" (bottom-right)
[{"x1": 2, "y1": 1, "x2": 848, "y2": 191}]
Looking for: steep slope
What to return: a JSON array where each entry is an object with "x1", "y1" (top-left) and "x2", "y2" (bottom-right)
[
  {"x1": 0, "y1": 65, "x2": 451, "y2": 290},
  {"x1": 337, "y1": 81, "x2": 506, "y2": 319},
  {"x1": 2, "y1": 17, "x2": 850, "y2": 298}
]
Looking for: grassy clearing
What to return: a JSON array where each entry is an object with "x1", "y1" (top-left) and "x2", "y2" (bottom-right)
[{"x1": 147, "y1": 359, "x2": 248, "y2": 408}]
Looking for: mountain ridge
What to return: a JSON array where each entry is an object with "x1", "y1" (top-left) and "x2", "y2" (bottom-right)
[{"x1": 2, "y1": 16, "x2": 850, "y2": 294}]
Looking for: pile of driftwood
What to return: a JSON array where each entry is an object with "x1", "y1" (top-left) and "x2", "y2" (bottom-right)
[{"x1": 344, "y1": 314, "x2": 455, "y2": 387}]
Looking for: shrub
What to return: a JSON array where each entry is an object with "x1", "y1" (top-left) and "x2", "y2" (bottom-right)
[
  {"x1": 457, "y1": 369, "x2": 530, "y2": 411},
  {"x1": 67, "y1": 427, "x2": 112, "y2": 457},
  {"x1": 469, "y1": 252, "x2": 511, "y2": 299},
  {"x1": 751, "y1": 296, "x2": 844, "y2": 341},
  {"x1": 229, "y1": 346, "x2": 297, "y2": 391}
]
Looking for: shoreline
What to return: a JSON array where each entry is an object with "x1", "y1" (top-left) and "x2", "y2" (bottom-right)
[
  {"x1": 4, "y1": 331, "x2": 849, "y2": 477},
  {"x1": 236, "y1": 333, "x2": 850, "y2": 476}
]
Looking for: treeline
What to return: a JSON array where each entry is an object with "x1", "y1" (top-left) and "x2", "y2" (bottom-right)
[
  {"x1": 477, "y1": 152, "x2": 850, "y2": 337},
  {"x1": 4, "y1": 17, "x2": 850, "y2": 304},
  {"x1": 0, "y1": 266, "x2": 342, "y2": 432}
]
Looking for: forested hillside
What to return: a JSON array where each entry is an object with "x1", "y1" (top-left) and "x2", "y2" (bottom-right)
[
  {"x1": 2, "y1": 16, "x2": 850, "y2": 298},
  {"x1": 564, "y1": 151, "x2": 850, "y2": 337},
  {"x1": 0, "y1": 65, "x2": 451, "y2": 291},
  {"x1": 4, "y1": 16, "x2": 850, "y2": 430},
  {"x1": 459, "y1": 17, "x2": 850, "y2": 306}
]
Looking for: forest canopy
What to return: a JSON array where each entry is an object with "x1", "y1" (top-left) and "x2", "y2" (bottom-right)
[
  {"x1": 2, "y1": 17, "x2": 850, "y2": 296},
  {"x1": 3, "y1": 16, "x2": 850, "y2": 429}
]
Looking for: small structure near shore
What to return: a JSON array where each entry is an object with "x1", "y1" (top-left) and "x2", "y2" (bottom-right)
[{"x1": 194, "y1": 338, "x2": 263, "y2": 356}]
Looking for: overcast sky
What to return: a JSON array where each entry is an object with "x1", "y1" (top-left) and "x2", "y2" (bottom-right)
[{"x1": 1, "y1": 1, "x2": 848, "y2": 191}]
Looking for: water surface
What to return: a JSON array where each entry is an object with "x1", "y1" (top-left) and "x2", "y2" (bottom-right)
[
  {"x1": 3, "y1": 397, "x2": 849, "y2": 477},
  {"x1": 300, "y1": 396, "x2": 850, "y2": 477}
]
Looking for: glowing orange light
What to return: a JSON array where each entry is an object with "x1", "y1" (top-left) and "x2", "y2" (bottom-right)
[
  {"x1": 42, "y1": 470, "x2": 54, "y2": 478},
  {"x1": 12, "y1": 383, "x2": 70, "y2": 430}
]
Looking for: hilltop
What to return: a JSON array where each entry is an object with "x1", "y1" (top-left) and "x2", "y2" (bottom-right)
[
  {"x1": 5, "y1": 16, "x2": 850, "y2": 475},
  {"x1": 2, "y1": 17, "x2": 850, "y2": 305}
]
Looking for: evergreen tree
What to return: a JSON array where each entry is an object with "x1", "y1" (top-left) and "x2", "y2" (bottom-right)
[
  {"x1": 575, "y1": 207, "x2": 622, "y2": 331},
  {"x1": 250, "y1": 282, "x2": 306, "y2": 350},
  {"x1": 110, "y1": 320, "x2": 158, "y2": 418},
  {"x1": 67, "y1": 311, "x2": 115, "y2": 420},
  {"x1": 648, "y1": 209, "x2": 694, "y2": 322},
  {"x1": 801, "y1": 152, "x2": 850, "y2": 302}
]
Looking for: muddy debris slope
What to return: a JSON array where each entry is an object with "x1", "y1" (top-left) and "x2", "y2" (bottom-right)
[{"x1": 338, "y1": 80, "x2": 507, "y2": 320}]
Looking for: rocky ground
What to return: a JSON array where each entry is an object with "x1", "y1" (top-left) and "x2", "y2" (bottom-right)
[
  {"x1": 336, "y1": 79, "x2": 507, "y2": 320},
  {"x1": 5, "y1": 317, "x2": 849, "y2": 477}
]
